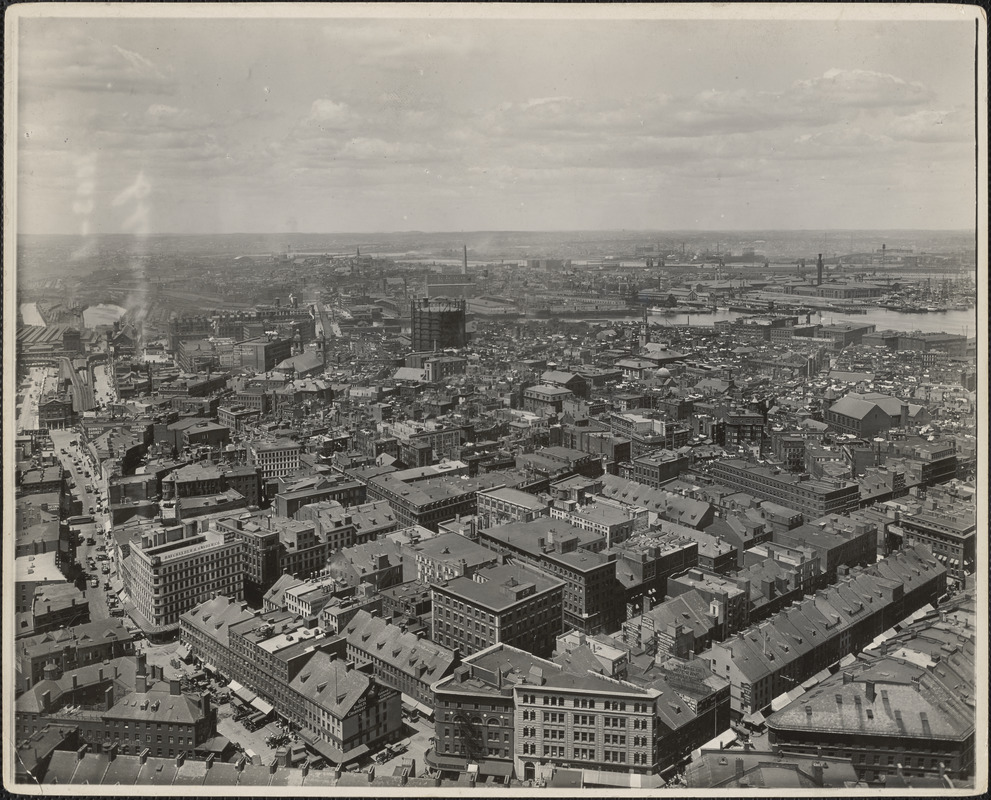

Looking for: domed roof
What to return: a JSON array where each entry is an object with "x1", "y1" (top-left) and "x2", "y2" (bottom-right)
[{"x1": 655, "y1": 367, "x2": 671, "y2": 379}]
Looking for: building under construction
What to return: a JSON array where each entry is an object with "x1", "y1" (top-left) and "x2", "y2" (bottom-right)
[{"x1": 410, "y1": 298, "x2": 467, "y2": 351}]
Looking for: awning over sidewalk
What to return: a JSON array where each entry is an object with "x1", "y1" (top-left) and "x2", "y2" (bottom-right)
[
  {"x1": 305, "y1": 738, "x2": 369, "y2": 765},
  {"x1": 251, "y1": 697, "x2": 274, "y2": 716},
  {"x1": 477, "y1": 760, "x2": 514, "y2": 778},
  {"x1": 228, "y1": 680, "x2": 256, "y2": 704},
  {"x1": 582, "y1": 769, "x2": 664, "y2": 788},
  {"x1": 741, "y1": 710, "x2": 766, "y2": 727},
  {"x1": 400, "y1": 693, "x2": 433, "y2": 718}
]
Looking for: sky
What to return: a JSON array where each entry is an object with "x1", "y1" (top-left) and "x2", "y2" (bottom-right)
[{"x1": 12, "y1": 7, "x2": 982, "y2": 235}]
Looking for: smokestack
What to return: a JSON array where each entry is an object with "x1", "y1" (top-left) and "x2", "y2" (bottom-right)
[
  {"x1": 817, "y1": 254, "x2": 823, "y2": 287},
  {"x1": 463, "y1": 245, "x2": 468, "y2": 276}
]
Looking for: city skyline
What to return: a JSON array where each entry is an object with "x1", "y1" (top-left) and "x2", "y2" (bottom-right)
[{"x1": 11, "y1": 6, "x2": 981, "y2": 236}]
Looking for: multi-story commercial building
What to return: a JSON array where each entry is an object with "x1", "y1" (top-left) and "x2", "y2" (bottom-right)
[
  {"x1": 210, "y1": 512, "x2": 279, "y2": 601},
  {"x1": 668, "y1": 568, "x2": 751, "y2": 635},
  {"x1": 741, "y1": 540, "x2": 822, "y2": 595},
  {"x1": 180, "y1": 594, "x2": 256, "y2": 680},
  {"x1": 767, "y1": 594, "x2": 976, "y2": 784},
  {"x1": 430, "y1": 646, "x2": 520, "y2": 776},
  {"x1": 708, "y1": 459, "x2": 860, "y2": 521},
  {"x1": 273, "y1": 473, "x2": 366, "y2": 518},
  {"x1": 523, "y1": 385, "x2": 573, "y2": 416},
  {"x1": 16, "y1": 653, "x2": 216, "y2": 760},
  {"x1": 341, "y1": 608, "x2": 458, "y2": 711},
  {"x1": 278, "y1": 518, "x2": 331, "y2": 582},
  {"x1": 723, "y1": 408, "x2": 765, "y2": 448},
  {"x1": 161, "y1": 463, "x2": 262, "y2": 508},
  {"x1": 326, "y1": 539, "x2": 405, "y2": 593},
  {"x1": 705, "y1": 546, "x2": 945, "y2": 719},
  {"x1": 431, "y1": 641, "x2": 728, "y2": 788},
  {"x1": 15, "y1": 619, "x2": 136, "y2": 693},
  {"x1": 432, "y1": 563, "x2": 565, "y2": 658},
  {"x1": 628, "y1": 450, "x2": 691, "y2": 487},
  {"x1": 296, "y1": 498, "x2": 398, "y2": 545},
  {"x1": 233, "y1": 336, "x2": 293, "y2": 373},
  {"x1": 246, "y1": 437, "x2": 302, "y2": 480},
  {"x1": 366, "y1": 471, "x2": 508, "y2": 531},
  {"x1": 223, "y1": 609, "x2": 403, "y2": 764},
  {"x1": 898, "y1": 492, "x2": 975, "y2": 586},
  {"x1": 424, "y1": 355, "x2": 467, "y2": 383},
  {"x1": 26, "y1": 584, "x2": 90, "y2": 637},
  {"x1": 119, "y1": 525, "x2": 243, "y2": 638},
  {"x1": 622, "y1": 589, "x2": 723, "y2": 661},
  {"x1": 598, "y1": 475, "x2": 715, "y2": 530},
  {"x1": 404, "y1": 531, "x2": 500, "y2": 585},
  {"x1": 476, "y1": 486, "x2": 549, "y2": 530},
  {"x1": 383, "y1": 420, "x2": 464, "y2": 464},
  {"x1": 885, "y1": 436, "x2": 958, "y2": 487},
  {"x1": 771, "y1": 432, "x2": 807, "y2": 471},
  {"x1": 477, "y1": 518, "x2": 623, "y2": 635},
  {"x1": 776, "y1": 515, "x2": 877, "y2": 583},
  {"x1": 217, "y1": 404, "x2": 262, "y2": 433},
  {"x1": 607, "y1": 412, "x2": 691, "y2": 457},
  {"x1": 609, "y1": 532, "x2": 699, "y2": 619},
  {"x1": 549, "y1": 502, "x2": 637, "y2": 549}
]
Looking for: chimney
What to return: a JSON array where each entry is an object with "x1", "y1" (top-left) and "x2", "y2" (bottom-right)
[
  {"x1": 900, "y1": 403, "x2": 909, "y2": 427},
  {"x1": 865, "y1": 681, "x2": 876, "y2": 703},
  {"x1": 104, "y1": 742, "x2": 119, "y2": 762},
  {"x1": 176, "y1": 752, "x2": 186, "y2": 768},
  {"x1": 104, "y1": 685, "x2": 114, "y2": 710},
  {"x1": 269, "y1": 758, "x2": 278, "y2": 775},
  {"x1": 811, "y1": 761, "x2": 824, "y2": 787},
  {"x1": 817, "y1": 254, "x2": 824, "y2": 286},
  {"x1": 735, "y1": 758, "x2": 745, "y2": 779},
  {"x1": 136, "y1": 652, "x2": 148, "y2": 677},
  {"x1": 170, "y1": 677, "x2": 182, "y2": 696},
  {"x1": 136, "y1": 673, "x2": 148, "y2": 694},
  {"x1": 205, "y1": 754, "x2": 215, "y2": 770},
  {"x1": 76, "y1": 744, "x2": 88, "y2": 761},
  {"x1": 140, "y1": 747, "x2": 150, "y2": 764}
]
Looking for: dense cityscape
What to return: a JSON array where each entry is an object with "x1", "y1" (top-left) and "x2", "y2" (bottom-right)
[
  {"x1": 11, "y1": 231, "x2": 980, "y2": 790},
  {"x1": 8, "y1": 6, "x2": 984, "y2": 795}
]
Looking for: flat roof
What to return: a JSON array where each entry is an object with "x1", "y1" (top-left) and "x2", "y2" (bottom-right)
[{"x1": 435, "y1": 564, "x2": 563, "y2": 611}]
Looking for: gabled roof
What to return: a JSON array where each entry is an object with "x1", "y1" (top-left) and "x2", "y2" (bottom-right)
[{"x1": 342, "y1": 609, "x2": 457, "y2": 684}]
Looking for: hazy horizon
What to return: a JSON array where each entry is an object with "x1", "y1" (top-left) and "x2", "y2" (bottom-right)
[{"x1": 15, "y1": 226, "x2": 979, "y2": 238}]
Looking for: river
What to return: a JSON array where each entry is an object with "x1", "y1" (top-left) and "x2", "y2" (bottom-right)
[
  {"x1": 645, "y1": 307, "x2": 978, "y2": 337},
  {"x1": 20, "y1": 302, "x2": 46, "y2": 327}
]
